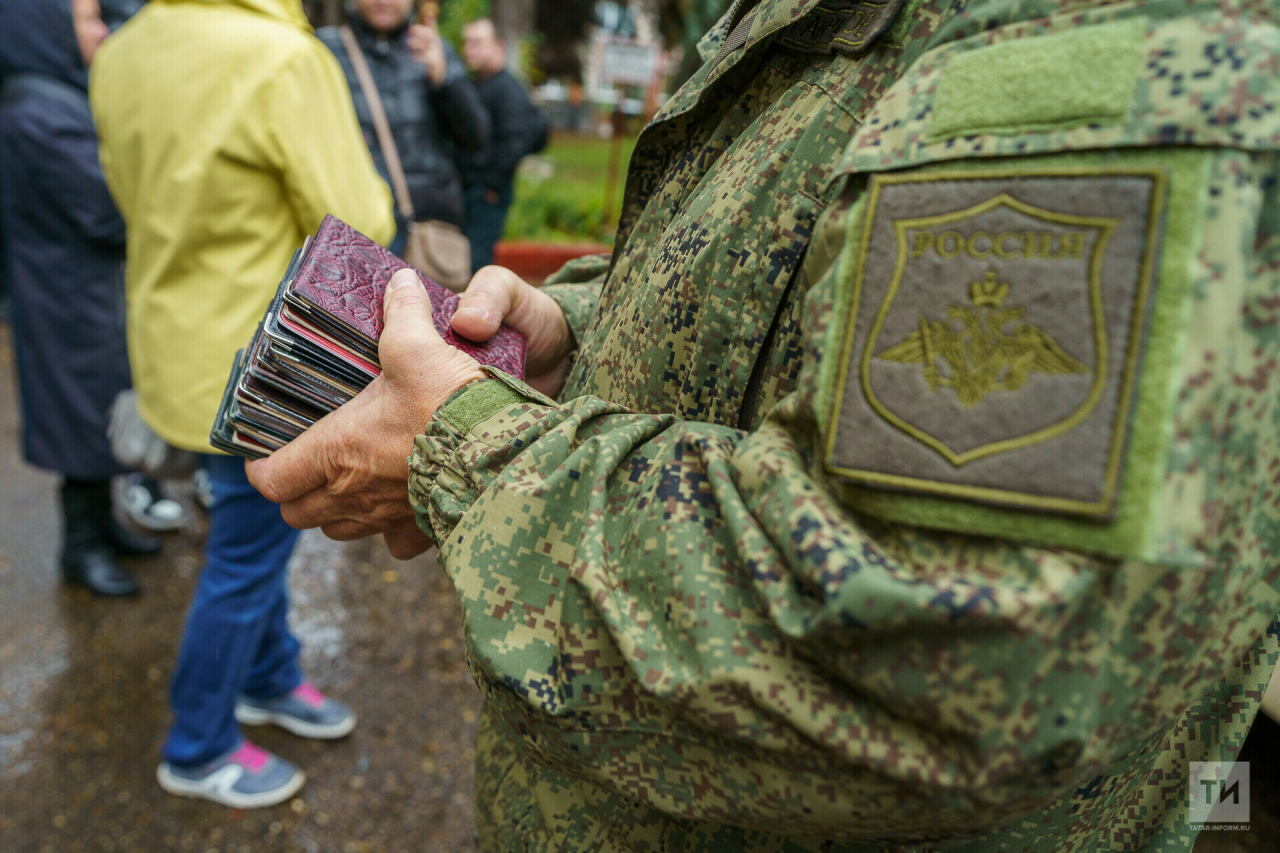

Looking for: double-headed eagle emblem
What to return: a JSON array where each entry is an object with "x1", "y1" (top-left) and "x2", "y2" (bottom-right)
[{"x1": 875, "y1": 271, "x2": 1088, "y2": 408}]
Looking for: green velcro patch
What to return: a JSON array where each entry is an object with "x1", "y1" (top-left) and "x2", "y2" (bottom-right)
[
  {"x1": 827, "y1": 166, "x2": 1168, "y2": 520},
  {"x1": 438, "y1": 379, "x2": 529, "y2": 435},
  {"x1": 927, "y1": 17, "x2": 1145, "y2": 142}
]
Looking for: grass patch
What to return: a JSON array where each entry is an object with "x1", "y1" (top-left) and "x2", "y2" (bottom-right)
[{"x1": 504, "y1": 132, "x2": 638, "y2": 244}]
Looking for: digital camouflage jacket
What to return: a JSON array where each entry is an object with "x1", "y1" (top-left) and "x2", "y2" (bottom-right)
[{"x1": 407, "y1": 0, "x2": 1280, "y2": 848}]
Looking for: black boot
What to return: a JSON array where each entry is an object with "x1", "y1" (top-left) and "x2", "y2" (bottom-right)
[
  {"x1": 105, "y1": 513, "x2": 163, "y2": 556},
  {"x1": 61, "y1": 479, "x2": 139, "y2": 597}
]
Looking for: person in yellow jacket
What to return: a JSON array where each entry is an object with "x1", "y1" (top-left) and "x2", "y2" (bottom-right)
[{"x1": 90, "y1": 0, "x2": 396, "y2": 808}]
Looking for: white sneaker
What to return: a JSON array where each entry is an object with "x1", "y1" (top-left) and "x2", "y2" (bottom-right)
[
  {"x1": 191, "y1": 468, "x2": 215, "y2": 511},
  {"x1": 122, "y1": 474, "x2": 186, "y2": 532},
  {"x1": 157, "y1": 740, "x2": 304, "y2": 808}
]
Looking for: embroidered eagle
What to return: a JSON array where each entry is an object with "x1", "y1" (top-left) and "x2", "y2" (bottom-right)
[{"x1": 875, "y1": 272, "x2": 1088, "y2": 408}]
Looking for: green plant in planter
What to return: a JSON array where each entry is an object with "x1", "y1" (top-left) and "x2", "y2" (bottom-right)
[
  {"x1": 504, "y1": 135, "x2": 639, "y2": 243},
  {"x1": 505, "y1": 175, "x2": 607, "y2": 243}
]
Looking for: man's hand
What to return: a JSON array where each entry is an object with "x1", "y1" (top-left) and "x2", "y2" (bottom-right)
[
  {"x1": 246, "y1": 269, "x2": 485, "y2": 559},
  {"x1": 451, "y1": 265, "x2": 574, "y2": 399},
  {"x1": 406, "y1": 24, "x2": 447, "y2": 86}
]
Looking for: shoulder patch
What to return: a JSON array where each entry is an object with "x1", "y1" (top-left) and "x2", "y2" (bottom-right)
[
  {"x1": 776, "y1": 0, "x2": 909, "y2": 57},
  {"x1": 825, "y1": 168, "x2": 1166, "y2": 518}
]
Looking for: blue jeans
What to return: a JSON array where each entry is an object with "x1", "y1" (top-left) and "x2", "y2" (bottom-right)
[
  {"x1": 162, "y1": 455, "x2": 302, "y2": 766},
  {"x1": 463, "y1": 184, "x2": 514, "y2": 272}
]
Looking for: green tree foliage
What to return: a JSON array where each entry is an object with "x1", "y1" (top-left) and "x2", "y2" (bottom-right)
[{"x1": 438, "y1": 0, "x2": 491, "y2": 52}]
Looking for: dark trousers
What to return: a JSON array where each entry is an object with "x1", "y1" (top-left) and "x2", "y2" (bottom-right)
[
  {"x1": 463, "y1": 184, "x2": 514, "y2": 272},
  {"x1": 162, "y1": 454, "x2": 302, "y2": 766}
]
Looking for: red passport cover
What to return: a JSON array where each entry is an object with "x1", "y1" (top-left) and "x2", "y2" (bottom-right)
[{"x1": 290, "y1": 214, "x2": 526, "y2": 378}]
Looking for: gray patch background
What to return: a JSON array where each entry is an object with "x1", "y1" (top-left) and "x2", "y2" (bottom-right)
[{"x1": 829, "y1": 173, "x2": 1158, "y2": 513}]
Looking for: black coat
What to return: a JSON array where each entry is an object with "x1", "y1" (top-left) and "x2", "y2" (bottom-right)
[
  {"x1": 317, "y1": 12, "x2": 489, "y2": 229},
  {"x1": 0, "y1": 0, "x2": 131, "y2": 478},
  {"x1": 458, "y1": 68, "x2": 548, "y2": 194}
]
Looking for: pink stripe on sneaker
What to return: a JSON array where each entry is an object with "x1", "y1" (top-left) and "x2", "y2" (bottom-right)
[
  {"x1": 228, "y1": 741, "x2": 270, "y2": 773},
  {"x1": 293, "y1": 682, "x2": 327, "y2": 708}
]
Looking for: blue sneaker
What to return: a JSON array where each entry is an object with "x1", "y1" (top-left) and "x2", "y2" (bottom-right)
[
  {"x1": 235, "y1": 681, "x2": 356, "y2": 739},
  {"x1": 157, "y1": 740, "x2": 304, "y2": 808}
]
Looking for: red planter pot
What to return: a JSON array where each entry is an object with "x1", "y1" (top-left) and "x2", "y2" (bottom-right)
[{"x1": 493, "y1": 241, "x2": 611, "y2": 285}]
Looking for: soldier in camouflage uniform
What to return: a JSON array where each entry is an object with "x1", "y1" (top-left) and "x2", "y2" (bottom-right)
[{"x1": 248, "y1": 0, "x2": 1280, "y2": 848}]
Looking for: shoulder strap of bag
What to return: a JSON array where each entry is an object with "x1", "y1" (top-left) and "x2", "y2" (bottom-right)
[{"x1": 340, "y1": 25, "x2": 415, "y2": 221}]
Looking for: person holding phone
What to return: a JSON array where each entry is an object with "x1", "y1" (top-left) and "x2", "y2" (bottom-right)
[
  {"x1": 458, "y1": 17, "x2": 548, "y2": 272},
  {"x1": 318, "y1": 0, "x2": 489, "y2": 265}
]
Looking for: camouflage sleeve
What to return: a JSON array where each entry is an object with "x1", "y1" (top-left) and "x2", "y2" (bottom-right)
[
  {"x1": 540, "y1": 252, "x2": 610, "y2": 286},
  {"x1": 406, "y1": 145, "x2": 1280, "y2": 842},
  {"x1": 406, "y1": 296, "x2": 1141, "y2": 834},
  {"x1": 539, "y1": 253, "x2": 609, "y2": 347}
]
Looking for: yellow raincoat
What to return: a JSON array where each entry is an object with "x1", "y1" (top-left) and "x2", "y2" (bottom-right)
[{"x1": 90, "y1": 0, "x2": 395, "y2": 451}]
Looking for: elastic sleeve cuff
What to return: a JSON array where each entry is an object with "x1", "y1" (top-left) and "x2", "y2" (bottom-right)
[
  {"x1": 436, "y1": 375, "x2": 529, "y2": 435},
  {"x1": 541, "y1": 253, "x2": 610, "y2": 286},
  {"x1": 407, "y1": 368, "x2": 556, "y2": 546}
]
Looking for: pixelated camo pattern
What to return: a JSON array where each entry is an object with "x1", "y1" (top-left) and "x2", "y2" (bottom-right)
[{"x1": 407, "y1": 0, "x2": 1280, "y2": 848}]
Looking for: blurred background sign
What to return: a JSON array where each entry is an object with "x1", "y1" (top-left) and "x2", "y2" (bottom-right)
[{"x1": 598, "y1": 38, "x2": 661, "y2": 86}]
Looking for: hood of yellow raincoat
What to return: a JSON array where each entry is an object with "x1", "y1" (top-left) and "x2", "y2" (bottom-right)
[{"x1": 148, "y1": 0, "x2": 311, "y2": 30}]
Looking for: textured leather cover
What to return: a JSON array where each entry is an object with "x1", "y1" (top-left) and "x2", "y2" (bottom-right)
[{"x1": 290, "y1": 215, "x2": 526, "y2": 378}]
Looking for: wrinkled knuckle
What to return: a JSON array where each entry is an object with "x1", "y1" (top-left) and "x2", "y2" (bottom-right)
[
  {"x1": 280, "y1": 503, "x2": 308, "y2": 530},
  {"x1": 330, "y1": 465, "x2": 368, "y2": 503},
  {"x1": 328, "y1": 429, "x2": 362, "y2": 472},
  {"x1": 473, "y1": 267, "x2": 515, "y2": 302},
  {"x1": 334, "y1": 478, "x2": 377, "y2": 516},
  {"x1": 253, "y1": 465, "x2": 283, "y2": 504}
]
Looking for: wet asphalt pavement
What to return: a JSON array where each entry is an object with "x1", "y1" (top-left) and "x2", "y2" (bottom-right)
[{"x1": 0, "y1": 323, "x2": 481, "y2": 852}]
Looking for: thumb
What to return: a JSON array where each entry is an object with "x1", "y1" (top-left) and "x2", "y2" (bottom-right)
[
  {"x1": 246, "y1": 435, "x2": 326, "y2": 508},
  {"x1": 380, "y1": 268, "x2": 445, "y2": 368},
  {"x1": 452, "y1": 266, "x2": 520, "y2": 342}
]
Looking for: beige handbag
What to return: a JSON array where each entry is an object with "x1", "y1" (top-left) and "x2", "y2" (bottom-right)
[{"x1": 340, "y1": 26, "x2": 471, "y2": 292}]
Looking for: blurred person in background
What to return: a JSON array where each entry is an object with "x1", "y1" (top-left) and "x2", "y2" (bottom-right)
[
  {"x1": 317, "y1": 0, "x2": 489, "y2": 263},
  {"x1": 90, "y1": 0, "x2": 395, "y2": 807},
  {"x1": 0, "y1": 188, "x2": 7, "y2": 322},
  {"x1": 458, "y1": 17, "x2": 547, "y2": 272},
  {"x1": 100, "y1": 0, "x2": 146, "y2": 24},
  {"x1": 1, "y1": 169, "x2": 7, "y2": 321},
  {"x1": 0, "y1": 0, "x2": 176, "y2": 598}
]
